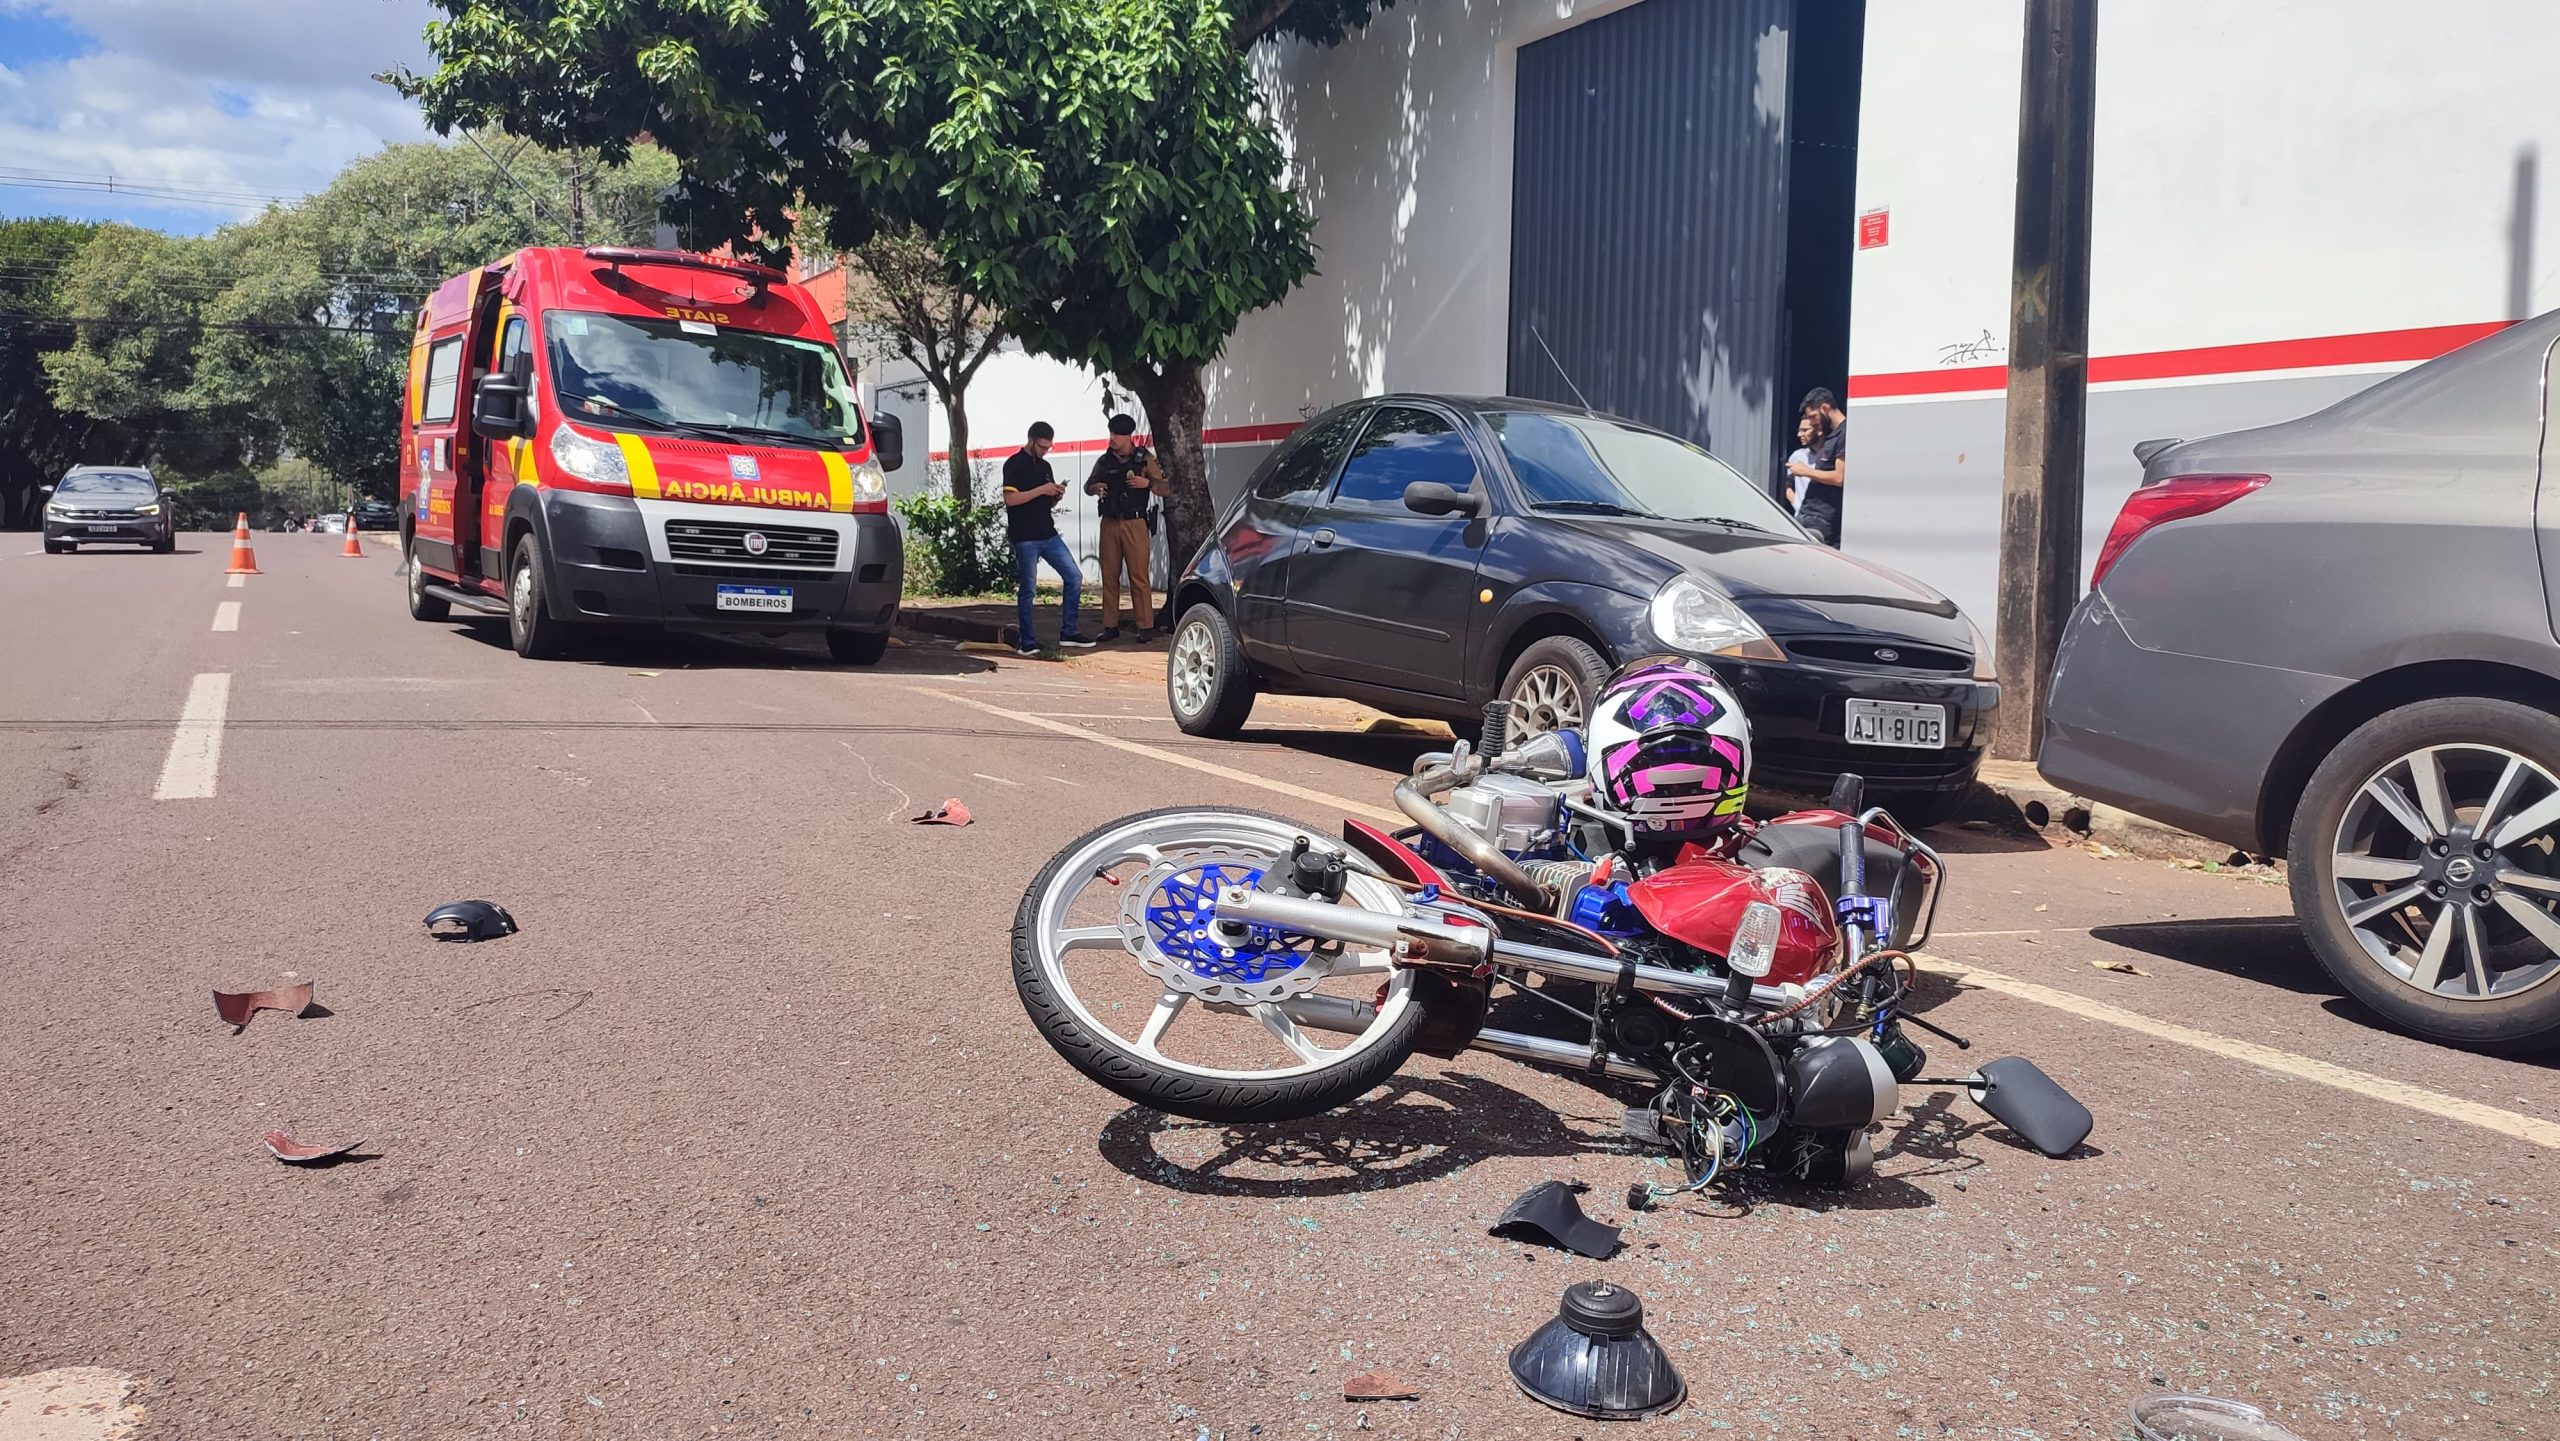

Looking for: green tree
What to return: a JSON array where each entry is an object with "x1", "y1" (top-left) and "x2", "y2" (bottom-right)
[
  {"x1": 0, "y1": 217, "x2": 138, "y2": 529},
  {"x1": 43, "y1": 140, "x2": 678, "y2": 504},
  {"x1": 401, "y1": 0, "x2": 1384, "y2": 574},
  {"x1": 842, "y1": 224, "x2": 1005, "y2": 505}
]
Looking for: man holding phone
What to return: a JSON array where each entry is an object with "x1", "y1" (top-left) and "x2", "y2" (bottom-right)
[
  {"x1": 1085, "y1": 413, "x2": 1164, "y2": 640},
  {"x1": 1002, "y1": 421, "x2": 1095, "y2": 656}
]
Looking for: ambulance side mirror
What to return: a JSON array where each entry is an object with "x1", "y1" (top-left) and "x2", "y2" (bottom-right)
[
  {"x1": 867, "y1": 412, "x2": 904, "y2": 474},
  {"x1": 471, "y1": 374, "x2": 530, "y2": 440}
]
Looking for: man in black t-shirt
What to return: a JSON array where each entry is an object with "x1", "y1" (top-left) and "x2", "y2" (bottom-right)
[
  {"x1": 1001, "y1": 421, "x2": 1092, "y2": 655},
  {"x1": 1788, "y1": 387, "x2": 1847, "y2": 546},
  {"x1": 1085, "y1": 413, "x2": 1164, "y2": 639}
]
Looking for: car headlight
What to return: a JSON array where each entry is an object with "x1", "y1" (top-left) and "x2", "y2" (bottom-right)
[
  {"x1": 45, "y1": 502, "x2": 68, "y2": 518},
  {"x1": 135, "y1": 502, "x2": 160, "y2": 515},
  {"x1": 1965, "y1": 614, "x2": 1997, "y2": 682},
  {"x1": 1649, "y1": 575, "x2": 1785, "y2": 660},
  {"x1": 550, "y1": 425, "x2": 630, "y2": 489},
  {"x1": 847, "y1": 458, "x2": 887, "y2": 510}
]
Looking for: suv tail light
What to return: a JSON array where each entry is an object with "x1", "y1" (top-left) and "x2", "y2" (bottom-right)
[{"x1": 2090, "y1": 473, "x2": 2269, "y2": 587}]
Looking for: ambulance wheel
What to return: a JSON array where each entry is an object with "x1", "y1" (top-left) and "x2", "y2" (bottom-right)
[
  {"x1": 507, "y1": 534, "x2": 571, "y2": 659},
  {"x1": 827, "y1": 629, "x2": 889, "y2": 666},
  {"x1": 405, "y1": 533, "x2": 449, "y2": 622}
]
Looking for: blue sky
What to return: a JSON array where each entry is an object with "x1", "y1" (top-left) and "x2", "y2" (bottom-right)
[{"x1": 0, "y1": 0, "x2": 438, "y2": 235}]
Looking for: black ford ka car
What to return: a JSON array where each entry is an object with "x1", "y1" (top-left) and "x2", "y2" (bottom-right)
[{"x1": 1165, "y1": 395, "x2": 2000, "y2": 824}]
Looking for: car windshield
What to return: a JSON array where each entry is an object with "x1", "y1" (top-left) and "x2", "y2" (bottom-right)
[
  {"x1": 544, "y1": 311, "x2": 858, "y2": 446},
  {"x1": 58, "y1": 472, "x2": 153, "y2": 494},
  {"x1": 1486, "y1": 411, "x2": 1802, "y2": 535}
]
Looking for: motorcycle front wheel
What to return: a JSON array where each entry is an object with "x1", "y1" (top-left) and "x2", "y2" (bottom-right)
[{"x1": 1012, "y1": 806, "x2": 1427, "y2": 1123}]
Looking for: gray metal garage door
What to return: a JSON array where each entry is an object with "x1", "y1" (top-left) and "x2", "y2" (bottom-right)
[{"x1": 1508, "y1": 0, "x2": 1796, "y2": 486}]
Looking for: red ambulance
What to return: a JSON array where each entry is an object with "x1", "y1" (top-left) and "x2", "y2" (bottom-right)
[{"x1": 397, "y1": 246, "x2": 904, "y2": 661}]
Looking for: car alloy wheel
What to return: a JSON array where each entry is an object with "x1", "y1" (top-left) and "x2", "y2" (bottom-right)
[
  {"x1": 1170, "y1": 619, "x2": 1218, "y2": 718},
  {"x1": 2328, "y1": 743, "x2": 2560, "y2": 1002},
  {"x1": 1509, "y1": 663, "x2": 1588, "y2": 737}
]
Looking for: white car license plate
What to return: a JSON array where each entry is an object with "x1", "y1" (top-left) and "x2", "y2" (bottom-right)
[
  {"x1": 1845, "y1": 699, "x2": 1947, "y2": 749},
  {"x1": 716, "y1": 584, "x2": 793, "y2": 613}
]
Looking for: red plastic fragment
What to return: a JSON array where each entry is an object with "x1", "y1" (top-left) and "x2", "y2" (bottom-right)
[
  {"x1": 214, "y1": 982, "x2": 314, "y2": 1030},
  {"x1": 262, "y1": 1130, "x2": 364, "y2": 1164},
  {"x1": 911, "y1": 798, "x2": 972, "y2": 826},
  {"x1": 1343, "y1": 1370, "x2": 1423, "y2": 1402}
]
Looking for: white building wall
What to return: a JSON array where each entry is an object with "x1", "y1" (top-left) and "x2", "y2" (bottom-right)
[{"x1": 1850, "y1": 0, "x2": 2560, "y2": 631}]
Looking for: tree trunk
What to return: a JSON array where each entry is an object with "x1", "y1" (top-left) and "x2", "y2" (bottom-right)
[
  {"x1": 1127, "y1": 360, "x2": 1211, "y2": 590},
  {"x1": 942, "y1": 388, "x2": 974, "y2": 504}
]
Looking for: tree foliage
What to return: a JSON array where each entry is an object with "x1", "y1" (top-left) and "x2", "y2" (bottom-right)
[
  {"x1": 41, "y1": 140, "x2": 676, "y2": 505},
  {"x1": 403, "y1": 0, "x2": 1343, "y2": 568},
  {"x1": 0, "y1": 218, "x2": 134, "y2": 528},
  {"x1": 841, "y1": 223, "x2": 1005, "y2": 504}
]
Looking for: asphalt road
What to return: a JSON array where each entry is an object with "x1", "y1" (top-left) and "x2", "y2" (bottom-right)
[{"x1": 0, "y1": 533, "x2": 2551, "y2": 1440}]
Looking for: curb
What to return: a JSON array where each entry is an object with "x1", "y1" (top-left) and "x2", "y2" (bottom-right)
[{"x1": 1971, "y1": 762, "x2": 2268, "y2": 867}]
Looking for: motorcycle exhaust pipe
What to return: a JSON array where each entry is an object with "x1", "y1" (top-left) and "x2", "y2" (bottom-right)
[{"x1": 1275, "y1": 996, "x2": 1663, "y2": 1085}]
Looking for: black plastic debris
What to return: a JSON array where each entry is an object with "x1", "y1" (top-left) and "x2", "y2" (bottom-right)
[
  {"x1": 1490, "y1": 1180, "x2": 1622, "y2": 1260},
  {"x1": 424, "y1": 900, "x2": 518, "y2": 943},
  {"x1": 1509, "y1": 1280, "x2": 1686, "y2": 1421},
  {"x1": 1970, "y1": 1056, "x2": 2094, "y2": 1158}
]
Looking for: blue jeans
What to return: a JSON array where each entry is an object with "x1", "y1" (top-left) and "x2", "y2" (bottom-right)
[{"x1": 1013, "y1": 534, "x2": 1083, "y2": 645}]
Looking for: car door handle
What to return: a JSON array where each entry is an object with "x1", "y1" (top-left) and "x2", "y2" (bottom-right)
[{"x1": 1311, "y1": 528, "x2": 1336, "y2": 548}]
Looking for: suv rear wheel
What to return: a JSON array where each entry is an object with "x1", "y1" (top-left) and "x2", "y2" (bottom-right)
[{"x1": 2288, "y1": 696, "x2": 2560, "y2": 1052}]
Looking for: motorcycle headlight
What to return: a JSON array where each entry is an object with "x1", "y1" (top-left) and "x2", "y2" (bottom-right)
[
  {"x1": 1649, "y1": 575, "x2": 1784, "y2": 661},
  {"x1": 1965, "y1": 614, "x2": 1997, "y2": 682},
  {"x1": 550, "y1": 425, "x2": 630, "y2": 489}
]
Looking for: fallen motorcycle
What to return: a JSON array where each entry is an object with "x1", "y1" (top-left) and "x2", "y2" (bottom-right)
[{"x1": 1013, "y1": 704, "x2": 2091, "y2": 1194}]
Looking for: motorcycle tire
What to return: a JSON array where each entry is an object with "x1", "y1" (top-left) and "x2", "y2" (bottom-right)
[{"x1": 1012, "y1": 805, "x2": 1428, "y2": 1124}]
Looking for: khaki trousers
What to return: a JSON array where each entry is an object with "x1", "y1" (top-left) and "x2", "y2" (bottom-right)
[{"x1": 1099, "y1": 516, "x2": 1155, "y2": 629}]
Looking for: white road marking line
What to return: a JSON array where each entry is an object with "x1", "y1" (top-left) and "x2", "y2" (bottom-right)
[
  {"x1": 1914, "y1": 953, "x2": 2560, "y2": 1150},
  {"x1": 1048, "y1": 775, "x2": 1081, "y2": 787},
  {"x1": 152, "y1": 673, "x2": 231, "y2": 801},
  {"x1": 227, "y1": 573, "x2": 245, "y2": 588},
  {"x1": 970, "y1": 772, "x2": 1023, "y2": 787},
  {"x1": 210, "y1": 602, "x2": 240, "y2": 632},
  {"x1": 919, "y1": 687, "x2": 1405, "y2": 824},
  {"x1": 628, "y1": 698, "x2": 659, "y2": 724}
]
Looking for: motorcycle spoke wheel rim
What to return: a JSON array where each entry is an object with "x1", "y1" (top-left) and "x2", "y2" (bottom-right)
[
  {"x1": 1033, "y1": 811, "x2": 1416, "y2": 1082},
  {"x1": 2330, "y1": 742, "x2": 2560, "y2": 1002}
]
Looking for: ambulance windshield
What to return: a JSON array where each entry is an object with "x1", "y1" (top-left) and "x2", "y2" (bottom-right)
[{"x1": 544, "y1": 311, "x2": 858, "y2": 446}]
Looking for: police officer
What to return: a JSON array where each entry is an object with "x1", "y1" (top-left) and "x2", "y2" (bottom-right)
[{"x1": 1085, "y1": 414, "x2": 1165, "y2": 640}]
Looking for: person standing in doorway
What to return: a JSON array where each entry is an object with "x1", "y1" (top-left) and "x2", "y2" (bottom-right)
[
  {"x1": 1788, "y1": 387, "x2": 1847, "y2": 545},
  {"x1": 1001, "y1": 421, "x2": 1095, "y2": 656},
  {"x1": 1776, "y1": 411, "x2": 1818, "y2": 514},
  {"x1": 1085, "y1": 413, "x2": 1165, "y2": 641}
]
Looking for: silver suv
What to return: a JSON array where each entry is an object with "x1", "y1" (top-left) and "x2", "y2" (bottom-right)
[{"x1": 43, "y1": 466, "x2": 175, "y2": 553}]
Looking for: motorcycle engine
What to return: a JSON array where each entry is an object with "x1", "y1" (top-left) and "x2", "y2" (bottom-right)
[{"x1": 1442, "y1": 774, "x2": 1567, "y2": 858}]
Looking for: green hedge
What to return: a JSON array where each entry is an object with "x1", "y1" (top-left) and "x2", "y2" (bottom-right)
[{"x1": 895, "y1": 491, "x2": 1012, "y2": 596}]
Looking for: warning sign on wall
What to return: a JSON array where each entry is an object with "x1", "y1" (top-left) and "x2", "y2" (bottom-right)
[{"x1": 1857, "y1": 208, "x2": 1890, "y2": 250}]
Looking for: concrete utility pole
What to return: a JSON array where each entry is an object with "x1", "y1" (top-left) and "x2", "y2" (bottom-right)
[{"x1": 1992, "y1": 0, "x2": 2098, "y2": 761}]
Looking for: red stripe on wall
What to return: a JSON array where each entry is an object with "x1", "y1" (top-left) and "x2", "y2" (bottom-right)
[
  {"x1": 926, "y1": 420, "x2": 1307, "y2": 465},
  {"x1": 1848, "y1": 320, "x2": 2513, "y2": 400}
]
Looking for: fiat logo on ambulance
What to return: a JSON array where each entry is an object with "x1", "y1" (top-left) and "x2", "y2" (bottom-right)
[{"x1": 743, "y1": 531, "x2": 769, "y2": 557}]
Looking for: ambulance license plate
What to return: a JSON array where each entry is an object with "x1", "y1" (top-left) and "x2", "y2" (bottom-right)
[
  {"x1": 716, "y1": 584, "x2": 793, "y2": 613},
  {"x1": 1845, "y1": 699, "x2": 1947, "y2": 749}
]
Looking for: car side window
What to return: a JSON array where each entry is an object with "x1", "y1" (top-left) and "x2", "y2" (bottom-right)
[
  {"x1": 1253, "y1": 409, "x2": 1364, "y2": 502},
  {"x1": 1329, "y1": 406, "x2": 1473, "y2": 509},
  {"x1": 498, "y1": 316, "x2": 529, "y2": 377}
]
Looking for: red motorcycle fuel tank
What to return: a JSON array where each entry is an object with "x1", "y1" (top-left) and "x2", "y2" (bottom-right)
[{"x1": 1626, "y1": 857, "x2": 1841, "y2": 985}]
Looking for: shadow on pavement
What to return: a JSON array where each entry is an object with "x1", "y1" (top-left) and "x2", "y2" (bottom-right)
[
  {"x1": 443, "y1": 618, "x2": 997, "y2": 676},
  {"x1": 1097, "y1": 1072, "x2": 1604, "y2": 1199},
  {"x1": 2088, "y1": 916, "x2": 2328, "y2": 997}
]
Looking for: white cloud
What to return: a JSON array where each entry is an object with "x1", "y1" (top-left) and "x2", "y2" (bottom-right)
[{"x1": 0, "y1": 0, "x2": 437, "y2": 229}]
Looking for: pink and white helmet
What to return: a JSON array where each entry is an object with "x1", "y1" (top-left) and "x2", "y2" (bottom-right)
[{"x1": 1586, "y1": 656, "x2": 1753, "y2": 843}]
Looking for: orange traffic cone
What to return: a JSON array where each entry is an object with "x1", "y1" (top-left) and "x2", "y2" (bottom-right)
[
  {"x1": 341, "y1": 521, "x2": 364, "y2": 558},
  {"x1": 226, "y1": 513, "x2": 261, "y2": 575}
]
